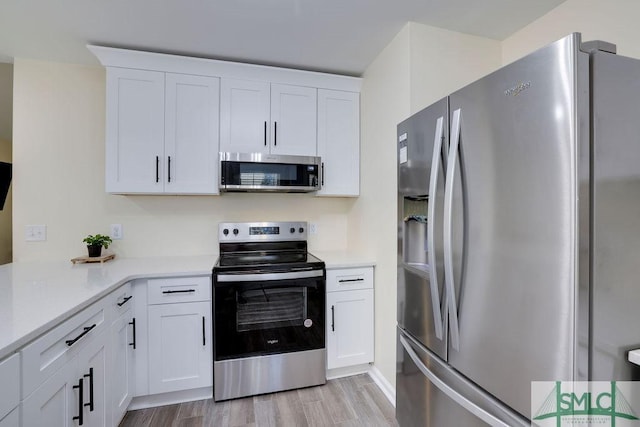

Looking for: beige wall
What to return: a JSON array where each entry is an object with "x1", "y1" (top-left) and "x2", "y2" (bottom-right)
[
  {"x1": 0, "y1": 63, "x2": 12, "y2": 142},
  {"x1": 0, "y1": 63, "x2": 12, "y2": 264},
  {"x1": 502, "y1": 0, "x2": 640, "y2": 64},
  {"x1": 12, "y1": 59, "x2": 354, "y2": 262},
  {"x1": 0, "y1": 139, "x2": 11, "y2": 264},
  {"x1": 353, "y1": 22, "x2": 501, "y2": 388}
]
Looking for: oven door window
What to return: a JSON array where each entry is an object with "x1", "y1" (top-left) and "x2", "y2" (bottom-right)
[
  {"x1": 236, "y1": 287, "x2": 307, "y2": 332},
  {"x1": 214, "y1": 276, "x2": 325, "y2": 360}
]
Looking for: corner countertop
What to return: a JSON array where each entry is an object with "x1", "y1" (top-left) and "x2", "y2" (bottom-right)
[
  {"x1": 0, "y1": 251, "x2": 375, "y2": 361},
  {"x1": 0, "y1": 255, "x2": 216, "y2": 361}
]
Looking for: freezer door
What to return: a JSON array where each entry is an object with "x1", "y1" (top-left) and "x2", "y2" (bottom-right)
[
  {"x1": 445, "y1": 34, "x2": 587, "y2": 418},
  {"x1": 397, "y1": 98, "x2": 448, "y2": 360},
  {"x1": 591, "y1": 51, "x2": 640, "y2": 381},
  {"x1": 396, "y1": 328, "x2": 528, "y2": 427}
]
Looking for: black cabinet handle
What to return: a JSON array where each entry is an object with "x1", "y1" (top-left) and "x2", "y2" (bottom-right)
[
  {"x1": 162, "y1": 289, "x2": 196, "y2": 294},
  {"x1": 66, "y1": 324, "x2": 96, "y2": 347},
  {"x1": 73, "y1": 378, "x2": 84, "y2": 425},
  {"x1": 264, "y1": 121, "x2": 267, "y2": 146},
  {"x1": 202, "y1": 316, "x2": 206, "y2": 346},
  {"x1": 117, "y1": 295, "x2": 133, "y2": 307},
  {"x1": 331, "y1": 305, "x2": 335, "y2": 332},
  {"x1": 274, "y1": 122, "x2": 277, "y2": 146},
  {"x1": 321, "y1": 162, "x2": 325, "y2": 186},
  {"x1": 338, "y1": 278, "x2": 365, "y2": 283},
  {"x1": 168, "y1": 156, "x2": 171, "y2": 183},
  {"x1": 129, "y1": 318, "x2": 136, "y2": 350},
  {"x1": 83, "y1": 368, "x2": 94, "y2": 412},
  {"x1": 155, "y1": 156, "x2": 159, "y2": 183}
]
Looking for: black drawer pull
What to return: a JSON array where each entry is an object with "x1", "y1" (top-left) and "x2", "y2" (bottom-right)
[
  {"x1": 117, "y1": 295, "x2": 133, "y2": 307},
  {"x1": 338, "y1": 278, "x2": 365, "y2": 283},
  {"x1": 66, "y1": 324, "x2": 97, "y2": 347},
  {"x1": 202, "y1": 316, "x2": 206, "y2": 346},
  {"x1": 331, "y1": 305, "x2": 335, "y2": 332},
  {"x1": 321, "y1": 162, "x2": 325, "y2": 186},
  {"x1": 168, "y1": 156, "x2": 171, "y2": 183},
  {"x1": 83, "y1": 367, "x2": 94, "y2": 412},
  {"x1": 162, "y1": 289, "x2": 196, "y2": 294},
  {"x1": 129, "y1": 318, "x2": 136, "y2": 350},
  {"x1": 73, "y1": 378, "x2": 84, "y2": 425},
  {"x1": 264, "y1": 121, "x2": 267, "y2": 146},
  {"x1": 274, "y1": 121, "x2": 277, "y2": 146},
  {"x1": 155, "y1": 156, "x2": 160, "y2": 183}
]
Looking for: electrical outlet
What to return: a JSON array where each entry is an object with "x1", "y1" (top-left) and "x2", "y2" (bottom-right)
[
  {"x1": 309, "y1": 223, "x2": 318, "y2": 235},
  {"x1": 25, "y1": 225, "x2": 47, "y2": 241},
  {"x1": 110, "y1": 224, "x2": 123, "y2": 240}
]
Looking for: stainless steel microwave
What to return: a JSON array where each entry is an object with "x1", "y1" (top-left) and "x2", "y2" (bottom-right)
[{"x1": 219, "y1": 152, "x2": 321, "y2": 193}]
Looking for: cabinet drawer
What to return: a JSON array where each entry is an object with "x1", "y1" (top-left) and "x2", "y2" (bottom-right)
[
  {"x1": 147, "y1": 276, "x2": 211, "y2": 304},
  {"x1": 110, "y1": 282, "x2": 133, "y2": 318},
  {"x1": 21, "y1": 297, "x2": 107, "y2": 399},
  {"x1": 0, "y1": 353, "x2": 19, "y2": 420},
  {"x1": 326, "y1": 267, "x2": 373, "y2": 292}
]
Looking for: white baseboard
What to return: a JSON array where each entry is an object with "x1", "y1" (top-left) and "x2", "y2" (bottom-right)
[
  {"x1": 128, "y1": 386, "x2": 213, "y2": 410},
  {"x1": 327, "y1": 363, "x2": 371, "y2": 380},
  {"x1": 368, "y1": 365, "x2": 396, "y2": 407}
]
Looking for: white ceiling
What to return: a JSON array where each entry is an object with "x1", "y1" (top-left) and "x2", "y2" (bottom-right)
[{"x1": 0, "y1": 0, "x2": 567, "y2": 76}]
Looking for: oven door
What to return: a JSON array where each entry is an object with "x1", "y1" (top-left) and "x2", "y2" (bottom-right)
[{"x1": 213, "y1": 269, "x2": 325, "y2": 361}]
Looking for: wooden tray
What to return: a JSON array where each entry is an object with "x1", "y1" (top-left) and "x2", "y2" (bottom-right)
[{"x1": 71, "y1": 253, "x2": 116, "y2": 264}]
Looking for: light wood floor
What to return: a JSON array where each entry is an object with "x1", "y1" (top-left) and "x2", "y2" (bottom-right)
[{"x1": 119, "y1": 374, "x2": 398, "y2": 427}]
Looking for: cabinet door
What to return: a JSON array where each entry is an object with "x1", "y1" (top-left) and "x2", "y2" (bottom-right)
[
  {"x1": 317, "y1": 89, "x2": 360, "y2": 196},
  {"x1": 110, "y1": 313, "x2": 135, "y2": 426},
  {"x1": 220, "y1": 78, "x2": 270, "y2": 154},
  {"x1": 165, "y1": 74, "x2": 220, "y2": 194},
  {"x1": 270, "y1": 84, "x2": 317, "y2": 156},
  {"x1": 22, "y1": 358, "x2": 77, "y2": 427},
  {"x1": 77, "y1": 331, "x2": 108, "y2": 427},
  {"x1": 327, "y1": 289, "x2": 374, "y2": 369},
  {"x1": 105, "y1": 68, "x2": 165, "y2": 193},
  {"x1": 148, "y1": 302, "x2": 212, "y2": 394}
]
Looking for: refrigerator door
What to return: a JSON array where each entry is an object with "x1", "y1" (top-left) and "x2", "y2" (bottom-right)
[
  {"x1": 591, "y1": 50, "x2": 640, "y2": 381},
  {"x1": 396, "y1": 328, "x2": 528, "y2": 427},
  {"x1": 445, "y1": 34, "x2": 587, "y2": 418},
  {"x1": 398, "y1": 98, "x2": 448, "y2": 359}
]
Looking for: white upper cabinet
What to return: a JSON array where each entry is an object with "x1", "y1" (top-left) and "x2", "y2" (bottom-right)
[
  {"x1": 270, "y1": 84, "x2": 317, "y2": 156},
  {"x1": 165, "y1": 73, "x2": 220, "y2": 194},
  {"x1": 317, "y1": 89, "x2": 360, "y2": 197},
  {"x1": 106, "y1": 68, "x2": 165, "y2": 194},
  {"x1": 220, "y1": 80, "x2": 317, "y2": 156},
  {"x1": 90, "y1": 45, "x2": 361, "y2": 197},
  {"x1": 220, "y1": 79, "x2": 271, "y2": 154},
  {"x1": 106, "y1": 68, "x2": 220, "y2": 195}
]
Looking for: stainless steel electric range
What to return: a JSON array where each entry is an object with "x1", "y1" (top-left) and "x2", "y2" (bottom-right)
[{"x1": 212, "y1": 221, "x2": 326, "y2": 401}]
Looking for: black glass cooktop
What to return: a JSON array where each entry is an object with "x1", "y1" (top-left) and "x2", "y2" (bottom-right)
[{"x1": 213, "y1": 241, "x2": 324, "y2": 274}]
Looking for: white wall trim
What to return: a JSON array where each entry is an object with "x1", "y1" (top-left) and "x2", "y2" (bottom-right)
[
  {"x1": 327, "y1": 363, "x2": 371, "y2": 380},
  {"x1": 368, "y1": 365, "x2": 396, "y2": 407}
]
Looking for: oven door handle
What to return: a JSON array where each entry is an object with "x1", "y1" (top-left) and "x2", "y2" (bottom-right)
[{"x1": 215, "y1": 269, "x2": 324, "y2": 283}]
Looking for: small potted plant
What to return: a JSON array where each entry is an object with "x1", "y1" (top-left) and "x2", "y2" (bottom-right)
[{"x1": 83, "y1": 234, "x2": 113, "y2": 258}]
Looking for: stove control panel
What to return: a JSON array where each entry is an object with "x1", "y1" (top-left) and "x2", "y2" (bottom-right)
[{"x1": 219, "y1": 221, "x2": 308, "y2": 242}]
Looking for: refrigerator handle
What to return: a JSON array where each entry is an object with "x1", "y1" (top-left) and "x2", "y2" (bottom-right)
[
  {"x1": 444, "y1": 108, "x2": 461, "y2": 351},
  {"x1": 427, "y1": 116, "x2": 445, "y2": 340},
  {"x1": 400, "y1": 335, "x2": 510, "y2": 427}
]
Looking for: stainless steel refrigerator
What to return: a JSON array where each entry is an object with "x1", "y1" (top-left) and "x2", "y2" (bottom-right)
[{"x1": 396, "y1": 33, "x2": 640, "y2": 426}]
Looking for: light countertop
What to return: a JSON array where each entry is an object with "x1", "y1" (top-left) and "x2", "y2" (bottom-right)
[
  {"x1": 0, "y1": 255, "x2": 216, "y2": 361},
  {"x1": 0, "y1": 251, "x2": 375, "y2": 361}
]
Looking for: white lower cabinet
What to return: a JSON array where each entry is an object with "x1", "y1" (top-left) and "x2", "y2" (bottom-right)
[
  {"x1": 326, "y1": 267, "x2": 374, "y2": 370},
  {"x1": 110, "y1": 308, "x2": 135, "y2": 425},
  {"x1": 147, "y1": 302, "x2": 212, "y2": 394},
  {"x1": 0, "y1": 408, "x2": 19, "y2": 427},
  {"x1": 23, "y1": 330, "x2": 108, "y2": 427}
]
